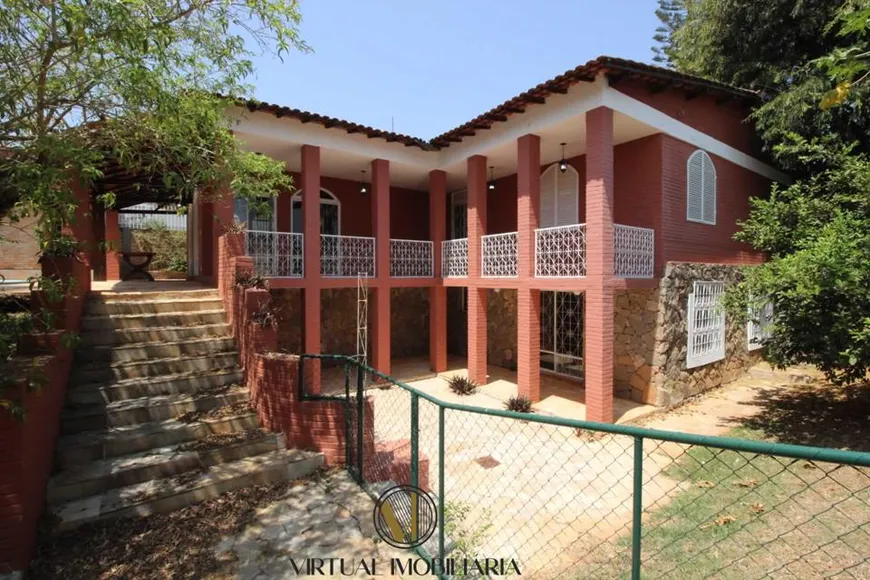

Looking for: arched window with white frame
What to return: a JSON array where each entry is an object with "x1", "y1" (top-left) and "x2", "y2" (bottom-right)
[
  {"x1": 687, "y1": 150, "x2": 717, "y2": 225},
  {"x1": 539, "y1": 163, "x2": 579, "y2": 228},
  {"x1": 290, "y1": 188, "x2": 341, "y2": 235}
]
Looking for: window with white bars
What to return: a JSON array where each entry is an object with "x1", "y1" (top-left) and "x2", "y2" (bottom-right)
[
  {"x1": 540, "y1": 163, "x2": 579, "y2": 228},
  {"x1": 687, "y1": 150, "x2": 717, "y2": 225},
  {"x1": 686, "y1": 281, "x2": 726, "y2": 369},
  {"x1": 747, "y1": 300, "x2": 774, "y2": 351}
]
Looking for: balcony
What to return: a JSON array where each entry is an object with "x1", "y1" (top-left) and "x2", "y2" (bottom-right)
[
  {"x1": 481, "y1": 232, "x2": 518, "y2": 278},
  {"x1": 535, "y1": 224, "x2": 586, "y2": 278},
  {"x1": 245, "y1": 230, "x2": 304, "y2": 278},
  {"x1": 613, "y1": 224, "x2": 655, "y2": 278},
  {"x1": 321, "y1": 234, "x2": 375, "y2": 278},
  {"x1": 390, "y1": 239, "x2": 433, "y2": 278},
  {"x1": 442, "y1": 238, "x2": 468, "y2": 278}
]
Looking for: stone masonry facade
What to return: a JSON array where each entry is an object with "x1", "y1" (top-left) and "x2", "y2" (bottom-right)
[{"x1": 447, "y1": 288, "x2": 518, "y2": 370}]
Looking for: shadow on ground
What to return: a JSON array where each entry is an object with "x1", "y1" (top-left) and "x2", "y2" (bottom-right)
[{"x1": 738, "y1": 380, "x2": 870, "y2": 451}]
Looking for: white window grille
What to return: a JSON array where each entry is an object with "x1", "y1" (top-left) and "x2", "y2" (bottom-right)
[
  {"x1": 535, "y1": 224, "x2": 587, "y2": 277},
  {"x1": 442, "y1": 238, "x2": 468, "y2": 277},
  {"x1": 540, "y1": 164, "x2": 579, "y2": 228},
  {"x1": 320, "y1": 234, "x2": 375, "y2": 278},
  {"x1": 234, "y1": 197, "x2": 276, "y2": 231},
  {"x1": 686, "y1": 281, "x2": 726, "y2": 369},
  {"x1": 687, "y1": 150, "x2": 717, "y2": 225},
  {"x1": 481, "y1": 232, "x2": 518, "y2": 278},
  {"x1": 390, "y1": 239, "x2": 433, "y2": 278},
  {"x1": 540, "y1": 291, "x2": 584, "y2": 379},
  {"x1": 290, "y1": 189, "x2": 340, "y2": 235},
  {"x1": 747, "y1": 300, "x2": 774, "y2": 351},
  {"x1": 245, "y1": 231, "x2": 303, "y2": 278},
  {"x1": 613, "y1": 224, "x2": 655, "y2": 278}
]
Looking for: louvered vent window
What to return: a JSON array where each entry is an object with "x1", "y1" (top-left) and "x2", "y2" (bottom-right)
[
  {"x1": 539, "y1": 163, "x2": 579, "y2": 228},
  {"x1": 687, "y1": 150, "x2": 717, "y2": 225}
]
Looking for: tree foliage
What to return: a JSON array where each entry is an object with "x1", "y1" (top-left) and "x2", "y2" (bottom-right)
[
  {"x1": 654, "y1": 0, "x2": 870, "y2": 383},
  {"x1": 0, "y1": 0, "x2": 306, "y2": 246}
]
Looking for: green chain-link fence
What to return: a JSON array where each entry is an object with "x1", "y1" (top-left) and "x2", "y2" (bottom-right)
[{"x1": 300, "y1": 354, "x2": 870, "y2": 579}]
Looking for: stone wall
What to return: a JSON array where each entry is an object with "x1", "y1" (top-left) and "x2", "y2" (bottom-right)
[
  {"x1": 390, "y1": 288, "x2": 429, "y2": 358},
  {"x1": 613, "y1": 289, "x2": 659, "y2": 403},
  {"x1": 445, "y1": 287, "x2": 517, "y2": 369},
  {"x1": 321, "y1": 288, "x2": 361, "y2": 356},
  {"x1": 650, "y1": 262, "x2": 760, "y2": 407},
  {"x1": 270, "y1": 288, "x2": 302, "y2": 354}
]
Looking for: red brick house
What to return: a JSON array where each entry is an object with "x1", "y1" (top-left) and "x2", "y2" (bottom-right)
[{"x1": 7, "y1": 56, "x2": 786, "y2": 423}]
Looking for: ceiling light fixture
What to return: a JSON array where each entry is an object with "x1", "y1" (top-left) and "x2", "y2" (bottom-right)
[
  {"x1": 359, "y1": 170, "x2": 368, "y2": 195},
  {"x1": 488, "y1": 166, "x2": 496, "y2": 191},
  {"x1": 559, "y1": 143, "x2": 568, "y2": 173}
]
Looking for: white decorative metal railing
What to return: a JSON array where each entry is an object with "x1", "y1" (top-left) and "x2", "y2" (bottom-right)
[
  {"x1": 442, "y1": 238, "x2": 468, "y2": 278},
  {"x1": 390, "y1": 239, "x2": 433, "y2": 278},
  {"x1": 245, "y1": 230, "x2": 304, "y2": 278},
  {"x1": 534, "y1": 224, "x2": 587, "y2": 278},
  {"x1": 613, "y1": 224, "x2": 655, "y2": 278},
  {"x1": 481, "y1": 231, "x2": 518, "y2": 278},
  {"x1": 321, "y1": 234, "x2": 375, "y2": 278}
]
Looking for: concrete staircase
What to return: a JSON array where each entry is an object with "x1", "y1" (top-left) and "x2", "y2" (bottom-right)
[{"x1": 50, "y1": 287, "x2": 323, "y2": 530}]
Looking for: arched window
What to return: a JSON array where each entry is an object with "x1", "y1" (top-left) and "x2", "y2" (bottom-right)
[
  {"x1": 539, "y1": 163, "x2": 579, "y2": 228},
  {"x1": 233, "y1": 197, "x2": 275, "y2": 231},
  {"x1": 290, "y1": 188, "x2": 341, "y2": 235},
  {"x1": 687, "y1": 150, "x2": 717, "y2": 225}
]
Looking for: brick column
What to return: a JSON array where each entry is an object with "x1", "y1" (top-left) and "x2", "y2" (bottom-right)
[
  {"x1": 196, "y1": 199, "x2": 215, "y2": 280},
  {"x1": 584, "y1": 107, "x2": 615, "y2": 423},
  {"x1": 302, "y1": 146, "x2": 322, "y2": 391},
  {"x1": 429, "y1": 169, "x2": 447, "y2": 373},
  {"x1": 276, "y1": 190, "x2": 292, "y2": 232},
  {"x1": 517, "y1": 134, "x2": 541, "y2": 400},
  {"x1": 211, "y1": 187, "x2": 234, "y2": 286},
  {"x1": 467, "y1": 155, "x2": 488, "y2": 385},
  {"x1": 105, "y1": 209, "x2": 121, "y2": 281},
  {"x1": 370, "y1": 158, "x2": 391, "y2": 375}
]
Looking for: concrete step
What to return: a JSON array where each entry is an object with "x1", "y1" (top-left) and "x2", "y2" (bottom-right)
[
  {"x1": 86, "y1": 297, "x2": 224, "y2": 316},
  {"x1": 80, "y1": 309, "x2": 226, "y2": 331},
  {"x1": 89, "y1": 289, "x2": 219, "y2": 302},
  {"x1": 78, "y1": 336, "x2": 237, "y2": 364},
  {"x1": 52, "y1": 449, "x2": 325, "y2": 530},
  {"x1": 78, "y1": 323, "x2": 232, "y2": 347},
  {"x1": 61, "y1": 386, "x2": 250, "y2": 434},
  {"x1": 71, "y1": 352, "x2": 239, "y2": 385},
  {"x1": 47, "y1": 431, "x2": 281, "y2": 504},
  {"x1": 748, "y1": 363, "x2": 822, "y2": 384},
  {"x1": 56, "y1": 413, "x2": 262, "y2": 470},
  {"x1": 67, "y1": 368, "x2": 244, "y2": 405}
]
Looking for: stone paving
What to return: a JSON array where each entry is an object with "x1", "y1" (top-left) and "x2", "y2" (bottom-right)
[{"x1": 211, "y1": 471, "x2": 406, "y2": 579}]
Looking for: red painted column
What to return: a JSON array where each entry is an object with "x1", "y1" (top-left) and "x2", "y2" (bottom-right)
[
  {"x1": 211, "y1": 187, "x2": 234, "y2": 286},
  {"x1": 301, "y1": 146, "x2": 322, "y2": 391},
  {"x1": 105, "y1": 209, "x2": 121, "y2": 281},
  {"x1": 428, "y1": 169, "x2": 447, "y2": 373},
  {"x1": 585, "y1": 107, "x2": 615, "y2": 423},
  {"x1": 276, "y1": 190, "x2": 292, "y2": 233},
  {"x1": 62, "y1": 179, "x2": 94, "y2": 291},
  {"x1": 467, "y1": 155, "x2": 488, "y2": 385},
  {"x1": 370, "y1": 158, "x2": 391, "y2": 375},
  {"x1": 197, "y1": 199, "x2": 215, "y2": 280},
  {"x1": 517, "y1": 134, "x2": 542, "y2": 400}
]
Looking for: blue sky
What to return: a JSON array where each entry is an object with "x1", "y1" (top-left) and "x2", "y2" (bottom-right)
[{"x1": 247, "y1": 0, "x2": 661, "y2": 140}]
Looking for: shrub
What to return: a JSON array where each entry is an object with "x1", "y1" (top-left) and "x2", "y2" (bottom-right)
[
  {"x1": 447, "y1": 375, "x2": 478, "y2": 396},
  {"x1": 235, "y1": 271, "x2": 267, "y2": 289},
  {"x1": 131, "y1": 222, "x2": 186, "y2": 271},
  {"x1": 250, "y1": 300, "x2": 280, "y2": 327},
  {"x1": 505, "y1": 395, "x2": 533, "y2": 413}
]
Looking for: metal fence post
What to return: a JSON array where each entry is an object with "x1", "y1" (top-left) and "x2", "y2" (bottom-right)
[
  {"x1": 344, "y1": 360, "x2": 351, "y2": 469},
  {"x1": 356, "y1": 363, "x2": 365, "y2": 484},
  {"x1": 411, "y1": 393, "x2": 419, "y2": 540},
  {"x1": 438, "y1": 406, "x2": 445, "y2": 563},
  {"x1": 631, "y1": 435, "x2": 643, "y2": 580}
]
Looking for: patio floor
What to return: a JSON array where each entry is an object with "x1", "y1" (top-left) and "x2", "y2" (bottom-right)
[{"x1": 323, "y1": 355, "x2": 656, "y2": 424}]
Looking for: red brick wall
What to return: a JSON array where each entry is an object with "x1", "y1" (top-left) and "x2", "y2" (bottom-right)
[
  {"x1": 660, "y1": 135, "x2": 768, "y2": 265},
  {"x1": 615, "y1": 80, "x2": 759, "y2": 157},
  {"x1": 286, "y1": 172, "x2": 427, "y2": 239},
  {"x1": 0, "y1": 256, "x2": 89, "y2": 573}
]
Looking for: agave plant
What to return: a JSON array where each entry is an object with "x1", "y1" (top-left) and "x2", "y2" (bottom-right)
[
  {"x1": 447, "y1": 375, "x2": 479, "y2": 396},
  {"x1": 505, "y1": 395, "x2": 533, "y2": 413}
]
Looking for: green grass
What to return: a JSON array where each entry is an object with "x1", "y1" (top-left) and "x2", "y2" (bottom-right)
[{"x1": 582, "y1": 427, "x2": 870, "y2": 580}]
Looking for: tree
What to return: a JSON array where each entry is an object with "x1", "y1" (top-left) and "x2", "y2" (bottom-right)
[
  {"x1": 652, "y1": 0, "x2": 688, "y2": 66},
  {"x1": 0, "y1": 0, "x2": 305, "y2": 246},
  {"x1": 653, "y1": 0, "x2": 870, "y2": 384},
  {"x1": 0, "y1": 0, "x2": 307, "y2": 417}
]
